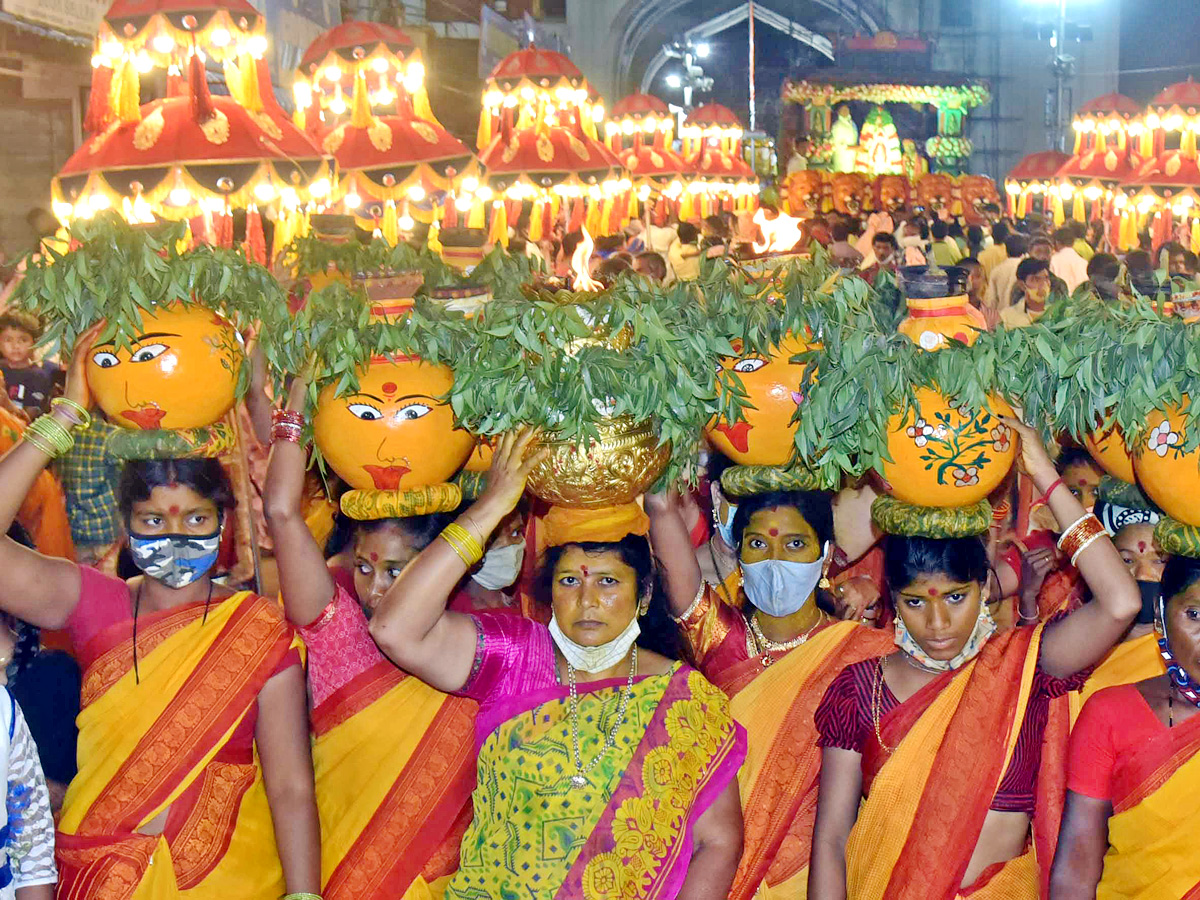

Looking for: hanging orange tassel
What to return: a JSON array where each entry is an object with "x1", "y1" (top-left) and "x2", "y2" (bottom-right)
[
  {"x1": 542, "y1": 199, "x2": 553, "y2": 241},
  {"x1": 585, "y1": 199, "x2": 602, "y2": 236},
  {"x1": 568, "y1": 198, "x2": 585, "y2": 234},
  {"x1": 190, "y1": 51, "x2": 215, "y2": 124},
  {"x1": 627, "y1": 190, "x2": 639, "y2": 222},
  {"x1": 216, "y1": 209, "x2": 233, "y2": 248},
  {"x1": 84, "y1": 64, "x2": 114, "y2": 133},
  {"x1": 244, "y1": 207, "x2": 266, "y2": 264},
  {"x1": 443, "y1": 198, "x2": 459, "y2": 229}
]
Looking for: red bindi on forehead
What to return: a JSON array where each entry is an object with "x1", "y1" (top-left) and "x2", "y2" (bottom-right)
[
  {"x1": 928, "y1": 588, "x2": 939, "y2": 597},
  {"x1": 381, "y1": 382, "x2": 397, "y2": 396},
  {"x1": 1138, "y1": 541, "x2": 1147, "y2": 553},
  {"x1": 369, "y1": 552, "x2": 379, "y2": 562},
  {"x1": 168, "y1": 505, "x2": 180, "y2": 515},
  {"x1": 580, "y1": 565, "x2": 589, "y2": 577},
  {"x1": 768, "y1": 528, "x2": 779, "y2": 537}
]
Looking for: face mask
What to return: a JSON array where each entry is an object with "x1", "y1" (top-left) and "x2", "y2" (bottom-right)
[
  {"x1": 550, "y1": 613, "x2": 641, "y2": 674},
  {"x1": 894, "y1": 598, "x2": 996, "y2": 672},
  {"x1": 741, "y1": 543, "x2": 830, "y2": 618},
  {"x1": 128, "y1": 529, "x2": 222, "y2": 589},
  {"x1": 712, "y1": 493, "x2": 738, "y2": 551},
  {"x1": 472, "y1": 542, "x2": 524, "y2": 591},
  {"x1": 1136, "y1": 580, "x2": 1161, "y2": 625}
]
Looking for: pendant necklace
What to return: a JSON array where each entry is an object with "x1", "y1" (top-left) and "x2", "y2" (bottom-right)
[
  {"x1": 567, "y1": 646, "x2": 638, "y2": 790},
  {"x1": 750, "y1": 609, "x2": 825, "y2": 668}
]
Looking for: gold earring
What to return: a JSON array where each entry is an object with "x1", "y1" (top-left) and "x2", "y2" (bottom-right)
[{"x1": 819, "y1": 576, "x2": 832, "y2": 590}]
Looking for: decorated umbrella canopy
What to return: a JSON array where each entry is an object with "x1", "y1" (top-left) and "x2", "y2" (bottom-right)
[
  {"x1": 1141, "y1": 77, "x2": 1200, "y2": 159},
  {"x1": 1116, "y1": 149, "x2": 1200, "y2": 252},
  {"x1": 606, "y1": 92, "x2": 674, "y2": 151},
  {"x1": 605, "y1": 93, "x2": 688, "y2": 222},
  {"x1": 680, "y1": 103, "x2": 760, "y2": 219},
  {"x1": 1056, "y1": 93, "x2": 1145, "y2": 224},
  {"x1": 477, "y1": 119, "x2": 622, "y2": 244},
  {"x1": 292, "y1": 20, "x2": 438, "y2": 140},
  {"x1": 476, "y1": 44, "x2": 602, "y2": 152},
  {"x1": 1004, "y1": 149, "x2": 1070, "y2": 218}
]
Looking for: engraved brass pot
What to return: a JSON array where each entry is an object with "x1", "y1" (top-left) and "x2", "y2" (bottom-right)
[{"x1": 526, "y1": 416, "x2": 670, "y2": 508}]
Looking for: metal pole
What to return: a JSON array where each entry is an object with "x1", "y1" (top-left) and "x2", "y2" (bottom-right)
[
  {"x1": 1056, "y1": 0, "x2": 1067, "y2": 150},
  {"x1": 749, "y1": 0, "x2": 757, "y2": 133}
]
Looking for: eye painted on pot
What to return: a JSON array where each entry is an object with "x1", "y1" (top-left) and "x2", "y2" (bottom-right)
[
  {"x1": 92, "y1": 351, "x2": 120, "y2": 368},
  {"x1": 732, "y1": 357, "x2": 767, "y2": 374},
  {"x1": 130, "y1": 343, "x2": 168, "y2": 363},
  {"x1": 347, "y1": 402, "x2": 383, "y2": 421}
]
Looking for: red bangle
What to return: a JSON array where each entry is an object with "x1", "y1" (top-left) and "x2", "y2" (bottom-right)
[
  {"x1": 272, "y1": 409, "x2": 305, "y2": 427},
  {"x1": 1036, "y1": 477, "x2": 1064, "y2": 507}
]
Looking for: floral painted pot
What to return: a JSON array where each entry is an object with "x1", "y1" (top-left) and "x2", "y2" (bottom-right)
[
  {"x1": 1133, "y1": 404, "x2": 1200, "y2": 526},
  {"x1": 312, "y1": 356, "x2": 476, "y2": 492},
  {"x1": 704, "y1": 334, "x2": 812, "y2": 466},
  {"x1": 879, "y1": 387, "x2": 1017, "y2": 508},
  {"x1": 1084, "y1": 423, "x2": 1136, "y2": 484},
  {"x1": 87, "y1": 303, "x2": 240, "y2": 430}
]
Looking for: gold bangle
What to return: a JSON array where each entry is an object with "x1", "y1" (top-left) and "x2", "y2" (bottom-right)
[
  {"x1": 25, "y1": 414, "x2": 75, "y2": 458},
  {"x1": 440, "y1": 525, "x2": 483, "y2": 567},
  {"x1": 439, "y1": 531, "x2": 471, "y2": 565},
  {"x1": 281, "y1": 894, "x2": 323, "y2": 900},
  {"x1": 21, "y1": 428, "x2": 57, "y2": 459}
]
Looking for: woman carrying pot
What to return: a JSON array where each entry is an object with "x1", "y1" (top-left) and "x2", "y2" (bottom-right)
[
  {"x1": 369, "y1": 429, "x2": 747, "y2": 900},
  {"x1": 807, "y1": 419, "x2": 1140, "y2": 899},
  {"x1": 645, "y1": 485, "x2": 894, "y2": 900},
  {"x1": 0, "y1": 330, "x2": 320, "y2": 899}
]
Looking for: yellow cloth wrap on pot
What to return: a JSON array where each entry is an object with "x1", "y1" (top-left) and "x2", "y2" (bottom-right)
[
  {"x1": 541, "y1": 503, "x2": 650, "y2": 548},
  {"x1": 105, "y1": 423, "x2": 237, "y2": 460},
  {"x1": 871, "y1": 495, "x2": 992, "y2": 538},
  {"x1": 720, "y1": 464, "x2": 836, "y2": 498},
  {"x1": 340, "y1": 484, "x2": 463, "y2": 520},
  {"x1": 1155, "y1": 517, "x2": 1200, "y2": 559}
]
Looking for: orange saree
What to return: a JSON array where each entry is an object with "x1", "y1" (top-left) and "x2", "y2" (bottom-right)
[
  {"x1": 846, "y1": 626, "x2": 1044, "y2": 900},
  {"x1": 311, "y1": 659, "x2": 477, "y2": 899},
  {"x1": 55, "y1": 591, "x2": 299, "y2": 900},
  {"x1": 714, "y1": 621, "x2": 895, "y2": 900}
]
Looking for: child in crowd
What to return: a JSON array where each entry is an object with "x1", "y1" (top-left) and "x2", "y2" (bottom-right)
[{"x1": 0, "y1": 314, "x2": 59, "y2": 416}]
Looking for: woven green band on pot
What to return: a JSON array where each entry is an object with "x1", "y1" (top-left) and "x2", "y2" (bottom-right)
[
  {"x1": 871, "y1": 495, "x2": 992, "y2": 538},
  {"x1": 341, "y1": 483, "x2": 463, "y2": 521},
  {"x1": 1096, "y1": 476, "x2": 1159, "y2": 514},
  {"x1": 106, "y1": 423, "x2": 236, "y2": 460},
  {"x1": 720, "y1": 464, "x2": 837, "y2": 498},
  {"x1": 1155, "y1": 517, "x2": 1200, "y2": 559},
  {"x1": 454, "y1": 470, "x2": 489, "y2": 502}
]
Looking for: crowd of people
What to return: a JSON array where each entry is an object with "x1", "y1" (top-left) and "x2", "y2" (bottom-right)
[{"x1": 0, "y1": 196, "x2": 1190, "y2": 900}]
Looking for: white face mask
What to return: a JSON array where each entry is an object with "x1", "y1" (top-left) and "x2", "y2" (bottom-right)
[
  {"x1": 471, "y1": 542, "x2": 524, "y2": 591},
  {"x1": 550, "y1": 613, "x2": 641, "y2": 674},
  {"x1": 741, "y1": 543, "x2": 830, "y2": 618}
]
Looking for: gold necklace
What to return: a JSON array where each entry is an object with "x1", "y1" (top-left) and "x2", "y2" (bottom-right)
[
  {"x1": 749, "y1": 609, "x2": 826, "y2": 668},
  {"x1": 871, "y1": 657, "x2": 895, "y2": 753}
]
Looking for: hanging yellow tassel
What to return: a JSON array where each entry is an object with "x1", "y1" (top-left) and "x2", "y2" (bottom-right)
[
  {"x1": 1073, "y1": 194, "x2": 1085, "y2": 222},
  {"x1": 1052, "y1": 193, "x2": 1065, "y2": 226},
  {"x1": 467, "y1": 199, "x2": 486, "y2": 230},
  {"x1": 1017, "y1": 190, "x2": 1029, "y2": 219},
  {"x1": 428, "y1": 217, "x2": 442, "y2": 253},
  {"x1": 582, "y1": 106, "x2": 598, "y2": 141},
  {"x1": 476, "y1": 110, "x2": 492, "y2": 151},
  {"x1": 627, "y1": 190, "x2": 639, "y2": 222},
  {"x1": 487, "y1": 203, "x2": 509, "y2": 247},
  {"x1": 1140, "y1": 130, "x2": 1153, "y2": 161},
  {"x1": 517, "y1": 103, "x2": 535, "y2": 131},
  {"x1": 1190, "y1": 216, "x2": 1200, "y2": 254},
  {"x1": 680, "y1": 190, "x2": 695, "y2": 222},
  {"x1": 382, "y1": 200, "x2": 399, "y2": 245},
  {"x1": 411, "y1": 82, "x2": 444, "y2": 129},
  {"x1": 585, "y1": 199, "x2": 602, "y2": 235},
  {"x1": 352, "y1": 68, "x2": 372, "y2": 129},
  {"x1": 113, "y1": 57, "x2": 142, "y2": 124},
  {"x1": 1073, "y1": 129, "x2": 1082, "y2": 155},
  {"x1": 1183, "y1": 128, "x2": 1197, "y2": 161},
  {"x1": 240, "y1": 52, "x2": 263, "y2": 113},
  {"x1": 550, "y1": 193, "x2": 562, "y2": 225},
  {"x1": 529, "y1": 199, "x2": 544, "y2": 243},
  {"x1": 222, "y1": 59, "x2": 244, "y2": 106}
]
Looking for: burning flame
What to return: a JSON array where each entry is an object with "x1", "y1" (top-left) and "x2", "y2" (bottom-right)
[
  {"x1": 571, "y1": 226, "x2": 603, "y2": 292},
  {"x1": 752, "y1": 209, "x2": 806, "y2": 254}
]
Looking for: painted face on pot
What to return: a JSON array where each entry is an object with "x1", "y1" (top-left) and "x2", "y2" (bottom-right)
[
  {"x1": 87, "y1": 305, "x2": 240, "y2": 430},
  {"x1": 551, "y1": 546, "x2": 643, "y2": 647},
  {"x1": 312, "y1": 357, "x2": 475, "y2": 492},
  {"x1": 894, "y1": 572, "x2": 986, "y2": 662},
  {"x1": 706, "y1": 335, "x2": 811, "y2": 467},
  {"x1": 1164, "y1": 581, "x2": 1200, "y2": 685}
]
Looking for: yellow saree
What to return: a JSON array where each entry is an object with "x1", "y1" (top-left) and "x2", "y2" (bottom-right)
[{"x1": 56, "y1": 592, "x2": 300, "y2": 900}]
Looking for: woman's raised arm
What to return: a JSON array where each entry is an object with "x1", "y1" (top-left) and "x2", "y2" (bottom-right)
[
  {"x1": 262, "y1": 376, "x2": 336, "y2": 627},
  {"x1": 369, "y1": 429, "x2": 543, "y2": 692},
  {"x1": 644, "y1": 492, "x2": 704, "y2": 617}
]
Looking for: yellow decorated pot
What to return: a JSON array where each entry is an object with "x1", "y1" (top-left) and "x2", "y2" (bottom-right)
[
  {"x1": 526, "y1": 416, "x2": 670, "y2": 508},
  {"x1": 897, "y1": 296, "x2": 982, "y2": 350},
  {"x1": 87, "y1": 304, "x2": 240, "y2": 430},
  {"x1": 879, "y1": 388, "x2": 1016, "y2": 508},
  {"x1": 1085, "y1": 423, "x2": 1135, "y2": 484},
  {"x1": 1133, "y1": 404, "x2": 1200, "y2": 526},
  {"x1": 464, "y1": 439, "x2": 494, "y2": 473},
  {"x1": 313, "y1": 356, "x2": 476, "y2": 492},
  {"x1": 704, "y1": 334, "x2": 812, "y2": 466}
]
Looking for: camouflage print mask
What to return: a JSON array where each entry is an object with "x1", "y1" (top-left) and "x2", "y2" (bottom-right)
[{"x1": 128, "y1": 529, "x2": 222, "y2": 589}]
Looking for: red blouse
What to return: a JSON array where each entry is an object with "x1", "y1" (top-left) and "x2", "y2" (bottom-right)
[
  {"x1": 1067, "y1": 684, "x2": 1166, "y2": 802},
  {"x1": 815, "y1": 656, "x2": 1083, "y2": 814}
]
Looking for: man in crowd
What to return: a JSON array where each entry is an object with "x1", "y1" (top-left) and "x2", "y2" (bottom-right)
[
  {"x1": 1050, "y1": 226, "x2": 1089, "y2": 293},
  {"x1": 929, "y1": 219, "x2": 963, "y2": 266},
  {"x1": 829, "y1": 222, "x2": 864, "y2": 268},
  {"x1": 985, "y1": 233, "x2": 1028, "y2": 313},
  {"x1": 1001, "y1": 258, "x2": 1053, "y2": 328},
  {"x1": 978, "y1": 221, "x2": 1010, "y2": 278}
]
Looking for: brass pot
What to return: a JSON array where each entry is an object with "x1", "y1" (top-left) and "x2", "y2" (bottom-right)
[{"x1": 526, "y1": 416, "x2": 671, "y2": 508}]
